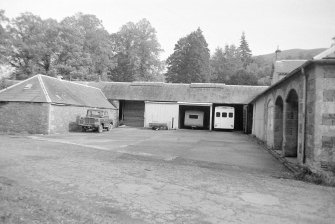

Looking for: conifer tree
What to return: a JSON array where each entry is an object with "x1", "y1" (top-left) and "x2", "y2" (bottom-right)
[
  {"x1": 165, "y1": 28, "x2": 210, "y2": 83},
  {"x1": 238, "y1": 32, "x2": 252, "y2": 68}
]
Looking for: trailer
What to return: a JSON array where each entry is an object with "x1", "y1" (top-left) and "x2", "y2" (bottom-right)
[
  {"x1": 214, "y1": 106, "x2": 235, "y2": 129},
  {"x1": 184, "y1": 110, "x2": 204, "y2": 128}
]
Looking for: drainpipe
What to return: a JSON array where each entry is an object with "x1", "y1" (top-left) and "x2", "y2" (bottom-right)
[{"x1": 302, "y1": 67, "x2": 308, "y2": 164}]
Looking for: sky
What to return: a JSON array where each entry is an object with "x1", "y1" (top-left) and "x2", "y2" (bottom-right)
[{"x1": 0, "y1": 0, "x2": 334, "y2": 59}]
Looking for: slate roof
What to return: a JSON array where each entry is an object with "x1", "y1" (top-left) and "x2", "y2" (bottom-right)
[
  {"x1": 88, "y1": 82, "x2": 268, "y2": 104},
  {"x1": 0, "y1": 75, "x2": 115, "y2": 109},
  {"x1": 271, "y1": 60, "x2": 306, "y2": 85}
]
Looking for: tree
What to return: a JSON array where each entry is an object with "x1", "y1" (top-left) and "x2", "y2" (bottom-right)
[
  {"x1": 59, "y1": 13, "x2": 115, "y2": 80},
  {"x1": 238, "y1": 32, "x2": 252, "y2": 68},
  {"x1": 109, "y1": 19, "x2": 162, "y2": 82},
  {"x1": 0, "y1": 10, "x2": 10, "y2": 64},
  {"x1": 227, "y1": 69, "x2": 258, "y2": 85},
  {"x1": 210, "y1": 47, "x2": 227, "y2": 83},
  {"x1": 4, "y1": 13, "x2": 45, "y2": 79},
  {"x1": 210, "y1": 45, "x2": 243, "y2": 83},
  {"x1": 165, "y1": 28, "x2": 210, "y2": 83}
]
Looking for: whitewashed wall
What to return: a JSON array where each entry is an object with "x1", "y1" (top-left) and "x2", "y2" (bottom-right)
[
  {"x1": 144, "y1": 102, "x2": 179, "y2": 129},
  {"x1": 252, "y1": 97, "x2": 266, "y2": 141}
]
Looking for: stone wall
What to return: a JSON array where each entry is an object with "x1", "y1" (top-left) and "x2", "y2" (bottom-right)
[
  {"x1": 49, "y1": 105, "x2": 118, "y2": 134},
  {"x1": 252, "y1": 68, "x2": 306, "y2": 162},
  {"x1": 0, "y1": 102, "x2": 49, "y2": 134},
  {"x1": 314, "y1": 65, "x2": 335, "y2": 173},
  {"x1": 251, "y1": 62, "x2": 335, "y2": 176}
]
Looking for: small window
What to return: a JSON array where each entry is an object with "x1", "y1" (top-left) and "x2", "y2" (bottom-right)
[
  {"x1": 216, "y1": 112, "x2": 220, "y2": 117},
  {"x1": 24, "y1": 84, "x2": 32, "y2": 89},
  {"x1": 222, "y1": 112, "x2": 227, "y2": 117},
  {"x1": 189, "y1": 114, "x2": 198, "y2": 119},
  {"x1": 229, "y1": 113, "x2": 233, "y2": 118}
]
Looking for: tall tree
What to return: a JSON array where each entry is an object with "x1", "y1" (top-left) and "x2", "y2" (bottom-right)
[
  {"x1": 109, "y1": 19, "x2": 163, "y2": 82},
  {"x1": 210, "y1": 45, "x2": 243, "y2": 83},
  {"x1": 0, "y1": 10, "x2": 10, "y2": 64},
  {"x1": 210, "y1": 47, "x2": 227, "y2": 83},
  {"x1": 4, "y1": 13, "x2": 45, "y2": 79},
  {"x1": 59, "y1": 13, "x2": 115, "y2": 80},
  {"x1": 238, "y1": 32, "x2": 252, "y2": 68},
  {"x1": 165, "y1": 28, "x2": 210, "y2": 83}
]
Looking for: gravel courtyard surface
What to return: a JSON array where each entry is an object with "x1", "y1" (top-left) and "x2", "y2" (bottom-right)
[{"x1": 0, "y1": 128, "x2": 334, "y2": 223}]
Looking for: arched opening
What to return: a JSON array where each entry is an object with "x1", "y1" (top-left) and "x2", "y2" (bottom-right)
[
  {"x1": 266, "y1": 99, "x2": 274, "y2": 148},
  {"x1": 274, "y1": 96, "x2": 284, "y2": 151},
  {"x1": 284, "y1": 90, "x2": 299, "y2": 157}
]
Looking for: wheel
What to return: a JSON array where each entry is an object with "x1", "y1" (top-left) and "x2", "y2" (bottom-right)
[{"x1": 98, "y1": 125, "x2": 103, "y2": 133}]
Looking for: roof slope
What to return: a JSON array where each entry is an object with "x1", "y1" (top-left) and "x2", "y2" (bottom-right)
[
  {"x1": 89, "y1": 82, "x2": 268, "y2": 104},
  {"x1": 0, "y1": 76, "x2": 48, "y2": 102},
  {"x1": 271, "y1": 60, "x2": 306, "y2": 85},
  {"x1": 313, "y1": 45, "x2": 335, "y2": 59},
  {"x1": 0, "y1": 75, "x2": 115, "y2": 109}
]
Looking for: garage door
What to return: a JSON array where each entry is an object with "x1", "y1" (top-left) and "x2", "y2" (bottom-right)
[{"x1": 123, "y1": 101, "x2": 144, "y2": 127}]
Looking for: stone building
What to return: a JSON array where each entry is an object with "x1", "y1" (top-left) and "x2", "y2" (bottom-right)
[
  {"x1": 250, "y1": 46, "x2": 335, "y2": 175},
  {"x1": 88, "y1": 82, "x2": 267, "y2": 131},
  {"x1": 0, "y1": 74, "x2": 117, "y2": 134}
]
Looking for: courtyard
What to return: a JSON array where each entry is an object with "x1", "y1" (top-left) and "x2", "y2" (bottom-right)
[{"x1": 0, "y1": 128, "x2": 334, "y2": 223}]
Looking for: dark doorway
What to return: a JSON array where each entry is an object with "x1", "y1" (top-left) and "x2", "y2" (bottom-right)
[
  {"x1": 119, "y1": 100, "x2": 145, "y2": 127},
  {"x1": 284, "y1": 90, "x2": 299, "y2": 157},
  {"x1": 274, "y1": 96, "x2": 284, "y2": 151},
  {"x1": 179, "y1": 105, "x2": 210, "y2": 130}
]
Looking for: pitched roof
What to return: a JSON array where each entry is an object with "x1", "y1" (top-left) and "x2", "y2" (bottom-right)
[
  {"x1": 271, "y1": 60, "x2": 307, "y2": 85},
  {"x1": 0, "y1": 75, "x2": 115, "y2": 109},
  {"x1": 313, "y1": 45, "x2": 335, "y2": 59},
  {"x1": 88, "y1": 82, "x2": 268, "y2": 104},
  {"x1": 250, "y1": 58, "x2": 335, "y2": 103}
]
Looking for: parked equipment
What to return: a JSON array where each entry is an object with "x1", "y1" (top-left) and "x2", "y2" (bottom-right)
[
  {"x1": 214, "y1": 106, "x2": 235, "y2": 129},
  {"x1": 184, "y1": 110, "x2": 204, "y2": 128}
]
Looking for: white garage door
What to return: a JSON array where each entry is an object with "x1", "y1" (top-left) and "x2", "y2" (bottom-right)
[{"x1": 144, "y1": 102, "x2": 179, "y2": 129}]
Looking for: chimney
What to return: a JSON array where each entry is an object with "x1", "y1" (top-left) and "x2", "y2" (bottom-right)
[{"x1": 275, "y1": 46, "x2": 281, "y2": 61}]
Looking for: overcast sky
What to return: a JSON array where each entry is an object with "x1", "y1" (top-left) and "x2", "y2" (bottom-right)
[{"x1": 1, "y1": 0, "x2": 334, "y2": 59}]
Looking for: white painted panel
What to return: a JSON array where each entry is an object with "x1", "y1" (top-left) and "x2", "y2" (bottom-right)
[
  {"x1": 144, "y1": 102, "x2": 179, "y2": 129},
  {"x1": 214, "y1": 106, "x2": 235, "y2": 129},
  {"x1": 252, "y1": 97, "x2": 266, "y2": 141}
]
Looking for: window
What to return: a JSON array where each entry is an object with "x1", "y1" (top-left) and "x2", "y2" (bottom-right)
[
  {"x1": 222, "y1": 112, "x2": 227, "y2": 117},
  {"x1": 229, "y1": 113, "x2": 233, "y2": 118},
  {"x1": 216, "y1": 112, "x2": 220, "y2": 117},
  {"x1": 189, "y1": 114, "x2": 198, "y2": 119},
  {"x1": 24, "y1": 84, "x2": 32, "y2": 89}
]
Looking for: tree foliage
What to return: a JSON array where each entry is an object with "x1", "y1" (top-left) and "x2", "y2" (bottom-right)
[
  {"x1": 238, "y1": 32, "x2": 252, "y2": 68},
  {"x1": 109, "y1": 19, "x2": 163, "y2": 82},
  {"x1": 0, "y1": 10, "x2": 273, "y2": 85},
  {"x1": 210, "y1": 32, "x2": 269, "y2": 86},
  {"x1": 165, "y1": 28, "x2": 210, "y2": 83},
  {"x1": 0, "y1": 11, "x2": 163, "y2": 81}
]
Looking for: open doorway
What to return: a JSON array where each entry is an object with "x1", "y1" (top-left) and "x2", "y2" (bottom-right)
[
  {"x1": 179, "y1": 105, "x2": 211, "y2": 130},
  {"x1": 274, "y1": 96, "x2": 284, "y2": 152},
  {"x1": 284, "y1": 90, "x2": 299, "y2": 157}
]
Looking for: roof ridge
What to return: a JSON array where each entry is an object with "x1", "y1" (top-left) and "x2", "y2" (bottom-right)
[
  {"x1": 40, "y1": 75, "x2": 103, "y2": 91},
  {"x1": 37, "y1": 74, "x2": 51, "y2": 103}
]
